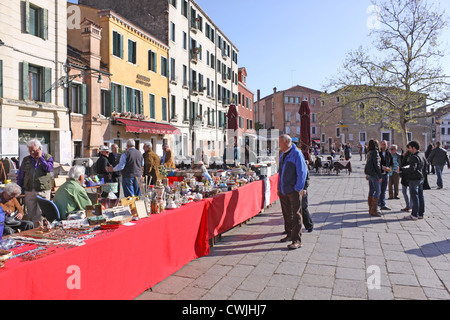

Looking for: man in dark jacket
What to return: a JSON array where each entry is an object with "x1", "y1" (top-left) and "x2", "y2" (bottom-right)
[
  {"x1": 402, "y1": 141, "x2": 427, "y2": 221},
  {"x1": 427, "y1": 141, "x2": 450, "y2": 189},
  {"x1": 378, "y1": 140, "x2": 393, "y2": 211}
]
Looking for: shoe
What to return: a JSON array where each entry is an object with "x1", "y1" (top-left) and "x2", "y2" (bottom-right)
[
  {"x1": 394, "y1": 196, "x2": 400, "y2": 199},
  {"x1": 418, "y1": 216, "x2": 424, "y2": 220},
  {"x1": 307, "y1": 227, "x2": 314, "y2": 233},
  {"x1": 280, "y1": 236, "x2": 291, "y2": 243},
  {"x1": 287, "y1": 241, "x2": 302, "y2": 250},
  {"x1": 401, "y1": 208, "x2": 412, "y2": 212},
  {"x1": 387, "y1": 197, "x2": 394, "y2": 200},
  {"x1": 404, "y1": 215, "x2": 418, "y2": 221},
  {"x1": 437, "y1": 186, "x2": 443, "y2": 189},
  {"x1": 380, "y1": 206, "x2": 391, "y2": 211}
]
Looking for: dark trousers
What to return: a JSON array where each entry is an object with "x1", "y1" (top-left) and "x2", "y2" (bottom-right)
[
  {"x1": 302, "y1": 192, "x2": 314, "y2": 230},
  {"x1": 388, "y1": 172, "x2": 400, "y2": 198},
  {"x1": 279, "y1": 191, "x2": 303, "y2": 243}
]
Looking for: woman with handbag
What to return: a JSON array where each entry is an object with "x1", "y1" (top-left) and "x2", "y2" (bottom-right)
[
  {"x1": 0, "y1": 183, "x2": 34, "y2": 235},
  {"x1": 364, "y1": 140, "x2": 382, "y2": 217}
]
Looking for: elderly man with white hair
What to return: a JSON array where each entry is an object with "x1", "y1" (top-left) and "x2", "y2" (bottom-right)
[
  {"x1": 53, "y1": 165, "x2": 92, "y2": 220},
  {"x1": 0, "y1": 183, "x2": 34, "y2": 235},
  {"x1": 278, "y1": 134, "x2": 308, "y2": 250},
  {"x1": 106, "y1": 139, "x2": 143, "y2": 197},
  {"x1": 17, "y1": 139, "x2": 54, "y2": 227}
]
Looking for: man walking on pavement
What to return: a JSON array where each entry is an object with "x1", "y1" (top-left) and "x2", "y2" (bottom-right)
[
  {"x1": 278, "y1": 135, "x2": 308, "y2": 250},
  {"x1": 427, "y1": 141, "x2": 450, "y2": 189}
]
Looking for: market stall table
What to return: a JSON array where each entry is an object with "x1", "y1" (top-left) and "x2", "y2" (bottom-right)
[{"x1": 0, "y1": 175, "x2": 279, "y2": 300}]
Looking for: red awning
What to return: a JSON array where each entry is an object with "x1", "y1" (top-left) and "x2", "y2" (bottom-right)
[{"x1": 116, "y1": 118, "x2": 181, "y2": 135}]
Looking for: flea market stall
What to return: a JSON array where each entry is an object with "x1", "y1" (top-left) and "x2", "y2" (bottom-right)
[{"x1": 0, "y1": 167, "x2": 279, "y2": 300}]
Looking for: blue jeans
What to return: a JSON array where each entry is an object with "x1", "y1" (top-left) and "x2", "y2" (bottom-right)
[
  {"x1": 435, "y1": 165, "x2": 444, "y2": 188},
  {"x1": 409, "y1": 180, "x2": 424, "y2": 218},
  {"x1": 122, "y1": 177, "x2": 141, "y2": 197},
  {"x1": 378, "y1": 174, "x2": 389, "y2": 207},
  {"x1": 402, "y1": 185, "x2": 410, "y2": 209},
  {"x1": 368, "y1": 176, "x2": 381, "y2": 199}
]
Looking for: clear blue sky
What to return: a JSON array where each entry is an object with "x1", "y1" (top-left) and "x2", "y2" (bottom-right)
[{"x1": 68, "y1": 0, "x2": 450, "y2": 99}]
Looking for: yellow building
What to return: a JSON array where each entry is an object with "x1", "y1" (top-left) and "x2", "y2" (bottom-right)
[{"x1": 68, "y1": 4, "x2": 177, "y2": 154}]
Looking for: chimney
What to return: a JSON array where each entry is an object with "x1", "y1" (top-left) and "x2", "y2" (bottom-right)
[{"x1": 273, "y1": 87, "x2": 277, "y2": 94}]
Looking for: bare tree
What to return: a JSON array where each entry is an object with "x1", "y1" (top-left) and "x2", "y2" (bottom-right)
[{"x1": 324, "y1": 0, "x2": 450, "y2": 148}]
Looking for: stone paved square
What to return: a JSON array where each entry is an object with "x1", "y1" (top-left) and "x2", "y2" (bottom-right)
[{"x1": 137, "y1": 159, "x2": 450, "y2": 300}]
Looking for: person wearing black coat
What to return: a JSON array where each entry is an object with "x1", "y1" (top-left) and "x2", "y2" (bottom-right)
[
  {"x1": 399, "y1": 150, "x2": 412, "y2": 212},
  {"x1": 401, "y1": 141, "x2": 427, "y2": 220},
  {"x1": 301, "y1": 172, "x2": 314, "y2": 232},
  {"x1": 378, "y1": 140, "x2": 393, "y2": 211},
  {"x1": 364, "y1": 139, "x2": 382, "y2": 217}
]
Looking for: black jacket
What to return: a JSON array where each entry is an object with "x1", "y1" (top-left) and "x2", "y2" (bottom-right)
[
  {"x1": 402, "y1": 151, "x2": 427, "y2": 181},
  {"x1": 379, "y1": 150, "x2": 393, "y2": 174},
  {"x1": 365, "y1": 150, "x2": 381, "y2": 178}
]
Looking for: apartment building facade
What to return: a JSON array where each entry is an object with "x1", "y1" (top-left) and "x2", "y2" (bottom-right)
[
  {"x1": 69, "y1": 4, "x2": 176, "y2": 156},
  {"x1": 255, "y1": 85, "x2": 323, "y2": 147},
  {"x1": 237, "y1": 67, "x2": 256, "y2": 148},
  {"x1": 320, "y1": 87, "x2": 432, "y2": 152},
  {"x1": 79, "y1": 0, "x2": 240, "y2": 160},
  {"x1": 0, "y1": 0, "x2": 71, "y2": 164}
]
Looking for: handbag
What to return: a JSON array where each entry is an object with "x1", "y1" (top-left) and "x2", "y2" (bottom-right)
[{"x1": 4, "y1": 216, "x2": 21, "y2": 227}]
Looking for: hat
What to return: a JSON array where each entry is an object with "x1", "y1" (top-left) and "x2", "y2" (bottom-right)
[{"x1": 99, "y1": 145, "x2": 111, "y2": 152}]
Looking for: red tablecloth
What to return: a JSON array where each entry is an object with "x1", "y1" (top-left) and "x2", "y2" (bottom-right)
[
  {"x1": 0, "y1": 176, "x2": 278, "y2": 300},
  {"x1": 206, "y1": 180, "x2": 265, "y2": 238}
]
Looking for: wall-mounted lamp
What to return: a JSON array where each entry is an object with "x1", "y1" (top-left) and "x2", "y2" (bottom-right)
[
  {"x1": 117, "y1": 131, "x2": 120, "y2": 138},
  {"x1": 97, "y1": 74, "x2": 103, "y2": 84}
]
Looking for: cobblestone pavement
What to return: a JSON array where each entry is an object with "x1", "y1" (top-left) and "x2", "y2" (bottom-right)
[{"x1": 136, "y1": 159, "x2": 450, "y2": 300}]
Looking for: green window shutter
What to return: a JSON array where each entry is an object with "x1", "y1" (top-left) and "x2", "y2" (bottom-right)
[
  {"x1": 81, "y1": 84, "x2": 87, "y2": 115},
  {"x1": 25, "y1": 0, "x2": 30, "y2": 33},
  {"x1": 149, "y1": 94, "x2": 155, "y2": 119},
  {"x1": 40, "y1": 8, "x2": 48, "y2": 40},
  {"x1": 131, "y1": 88, "x2": 136, "y2": 113},
  {"x1": 22, "y1": 61, "x2": 30, "y2": 100},
  {"x1": 119, "y1": 85, "x2": 124, "y2": 112},
  {"x1": 43, "y1": 67, "x2": 51, "y2": 103},
  {"x1": 110, "y1": 84, "x2": 115, "y2": 113},
  {"x1": 0, "y1": 60, "x2": 3, "y2": 98},
  {"x1": 139, "y1": 91, "x2": 143, "y2": 115},
  {"x1": 119, "y1": 34, "x2": 123, "y2": 59},
  {"x1": 104, "y1": 90, "x2": 111, "y2": 117}
]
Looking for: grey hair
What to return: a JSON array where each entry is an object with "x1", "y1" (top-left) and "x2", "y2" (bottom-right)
[
  {"x1": 27, "y1": 139, "x2": 42, "y2": 150},
  {"x1": 4, "y1": 183, "x2": 22, "y2": 197},
  {"x1": 280, "y1": 134, "x2": 292, "y2": 147},
  {"x1": 143, "y1": 141, "x2": 152, "y2": 148},
  {"x1": 69, "y1": 165, "x2": 86, "y2": 180},
  {"x1": 391, "y1": 144, "x2": 398, "y2": 150},
  {"x1": 126, "y1": 139, "x2": 135, "y2": 147}
]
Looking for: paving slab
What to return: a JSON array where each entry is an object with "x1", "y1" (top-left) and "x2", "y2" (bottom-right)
[{"x1": 136, "y1": 158, "x2": 450, "y2": 300}]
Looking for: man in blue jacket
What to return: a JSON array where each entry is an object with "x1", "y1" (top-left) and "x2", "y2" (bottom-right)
[{"x1": 278, "y1": 134, "x2": 308, "y2": 250}]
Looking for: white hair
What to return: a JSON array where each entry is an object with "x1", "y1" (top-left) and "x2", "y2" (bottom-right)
[
  {"x1": 143, "y1": 141, "x2": 152, "y2": 148},
  {"x1": 27, "y1": 139, "x2": 42, "y2": 150},
  {"x1": 69, "y1": 165, "x2": 86, "y2": 180},
  {"x1": 126, "y1": 139, "x2": 135, "y2": 148},
  {"x1": 280, "y1": 134, "x2": 292, "y2": 146},
  {"x1": 4, "y1": 183, "x2": 22, "y2": 197}
]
